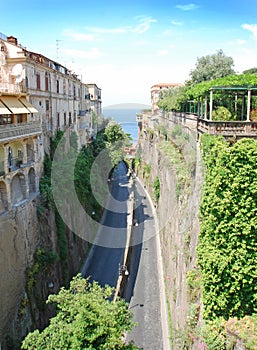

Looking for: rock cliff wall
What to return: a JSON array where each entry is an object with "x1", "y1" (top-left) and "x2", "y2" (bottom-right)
[
  {"x1": 0, "y1": 196, "x2": 41, "y2": 347},
  {"x1": 0, "y1": 194, "x2": 90, "y2": 349},
  {"x1": 136, "y1": 122, "x2": 202, "y2": 349}
]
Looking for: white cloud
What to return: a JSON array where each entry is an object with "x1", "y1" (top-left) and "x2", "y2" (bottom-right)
[
  {"x1": 85, "y1": 26, "x2": 129, "y2": 34},
  {"x1": 157, "y1": 49, "x2": 169, "y2": 56},
  {"x1": 133, "y1": 16, "x2": 157, "y2": 34},
  {"x1": 66, "y1": 16, "x2": 157, "y2": 42},
  {"x1": 232, "y1": 47, "x2": 257, "y2": 72},
  {"x1": 226, "y1": 39, "x2": 246, "y2": 46},
  {"x1": 176, "y1": 3, "x2": 199, "y2": 11},
  {"x1": 132, "y1": 40, "x2": 149, "y2": 46},
  {"x1": 162, "y1": 29, "x2": 176, "y2": 37},
  {"x1": 62, "y1": 29, "x2": 95, "y2": 41},
  {"x1": 242, "y1": 23, "x2": 257, "y2": 40},
  {"x1": 171, "y1": 20, "x2": 183, "y2": 26},
  {"x1": 62, "y1": 47, "x2": 102, "y2": 59}
]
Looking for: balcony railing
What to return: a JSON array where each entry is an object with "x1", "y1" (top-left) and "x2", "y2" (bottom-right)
[
  {"x1": 8, "y1": 157, "x2": 23, "y2": 172},
  {"x1": 198, "y1": 119, "x2": 257, "y2": 138},
  {"x1": 0, "y1": 160, "x2": 4, "y2": 176},
  {"x1": 0, "y1": 122, "x2": 41, "y2": 142},
  {"x1": 0, "y1": 82, "x2": 22, "y2": 94}
]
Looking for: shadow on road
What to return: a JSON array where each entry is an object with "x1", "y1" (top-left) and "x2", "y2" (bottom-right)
[{"x1": 123, "y1": 189, "x2": 151, "y2": 303}]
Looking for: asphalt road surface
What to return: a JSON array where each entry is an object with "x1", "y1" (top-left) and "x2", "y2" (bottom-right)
[
  {"x1": 124, "y1": 178, "x2": 167, "y2": 350},
  {"x1": 81, "y1": 162, "x2": 169, "y2": 349},
  {"x1": 81, "y1": 161, "x2": 130, "y2": 287}
]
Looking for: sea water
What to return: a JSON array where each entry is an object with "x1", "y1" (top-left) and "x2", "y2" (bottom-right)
[{"x1": 103, "y1": 108, "x2": 139, "y2": 144}]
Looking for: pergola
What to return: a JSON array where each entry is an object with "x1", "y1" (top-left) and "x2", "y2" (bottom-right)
[{"x1": 200, "y1": 85, "x2": 257, "y2": 121}]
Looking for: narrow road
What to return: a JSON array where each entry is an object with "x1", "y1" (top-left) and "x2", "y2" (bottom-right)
[
  {"x1": 81, "y1": 162, "x2": 170, "y2": 349},
  {"x1": 124, "y1": 178, "x2": 169, "y2": 350},
  {"x1": 81, "y1": 161, "x2": 130, "y2": 288}
]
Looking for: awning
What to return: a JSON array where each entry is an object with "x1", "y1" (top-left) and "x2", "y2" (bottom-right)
[
  {"x1": 0, "y1": 96, "x2": 30, "y2": 114},
  {"x1": 0, "y1": 100, "x2": 12, "y2": 115},
  {"x1": 19, "y1": 97, "x2": 38, "y2": 113}
]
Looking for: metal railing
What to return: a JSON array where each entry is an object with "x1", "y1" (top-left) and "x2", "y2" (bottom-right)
[
  {"x1": 0, "y1": 122, "x2": 41, "y2": 141},
  {"x1": 8, "y1": 157, "x2": 23, "y2": 171}
]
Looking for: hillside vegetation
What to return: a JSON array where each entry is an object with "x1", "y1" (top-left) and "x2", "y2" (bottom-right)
[{"x1": 195, "y1": 134, "x2": 257, "y2": 348}]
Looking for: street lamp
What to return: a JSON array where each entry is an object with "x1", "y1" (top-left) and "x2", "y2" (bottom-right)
[{"x1": 119, "y1": 264, "x2": 129, "y2": 276}]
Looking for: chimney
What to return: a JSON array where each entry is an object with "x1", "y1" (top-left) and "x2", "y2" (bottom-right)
[{"x1": 7, "y1": 36, "x2": 18, "y2": 46}]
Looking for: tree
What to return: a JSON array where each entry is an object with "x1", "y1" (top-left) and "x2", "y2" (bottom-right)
[
  {"x1": 22, "y1": 274, "x2": 138, "y2": 350},
  {"x1": 104, "y1": 121, "x2": 132, "y2": 166},
  {"x1": 243, "y1": 67, "x2": 257, "y2": 74},
  {"x1": 188, "y1": 49, "x2": 235, "y2": 85},
  {"x1": 157, "y1": 86, "x2": 187, "y2": 111}
]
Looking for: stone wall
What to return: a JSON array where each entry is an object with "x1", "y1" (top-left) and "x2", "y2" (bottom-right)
[
  {"x1": 0, "y1": 196, "x2": 41, "y2": 347},
  {"x1": 136, "y1": 122, "x2": 202, "y2": 349},
  {"x1": 0, "y1": 194, "x2": 90, "y2": 349}
]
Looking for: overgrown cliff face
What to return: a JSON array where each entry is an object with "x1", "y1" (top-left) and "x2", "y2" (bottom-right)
[
  {"x1": 0, "y1": 128, "x2": 111, "y2": 349},
  {"x1": 136, "y1": 124, "x2": 202, "y2": 349},
  {"x1": 0, "y1": 197, "x2": 41, "y2": 346},
  {"x1": 0, "y1": 195, "x2": 90, "y2": 349}
]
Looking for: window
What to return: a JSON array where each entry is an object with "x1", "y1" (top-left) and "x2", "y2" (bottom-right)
[
  {"x1": 36, "y1": 73, "x2": 41, "y2": 90},
  {"x1": 57, "y1": 113, "x2": 60, "y2": 129},
  {"x1": 64, "y1": 112, "x2": 67, "y2": 126},
  {"x1": 46, "y1": 100, "x2": 49, "y2": 111},
  {"x1": 69, "y1": 112, "x2": 72, "y2": 126},
  {"x1": 45, "y1": 74, "x2": 49, "y2": 91},
  {"x1": 56, "y1": 80, "x2": 59, "y2": 93},
  {"x1": 0, "y1": 115, "x2": 11, "y2": 124},
  {"x1": 18, "y1": 149, "x2": 23, "y2": 161},
  {"x1": 63, "y1": 80, "x2": 66, "y2": 95}
]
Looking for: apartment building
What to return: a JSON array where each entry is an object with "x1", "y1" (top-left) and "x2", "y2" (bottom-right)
[
  {"x1": 0, "y1": 33, "x2": 102, "y2": 214},
  {"x1": 87, "y1": 83, "x2": 102, "y2": 115},
  {"x1": 151, "y1": 83, "x2": 183, "y2": 113}
]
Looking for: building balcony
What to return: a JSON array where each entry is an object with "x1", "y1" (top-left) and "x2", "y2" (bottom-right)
[
  {"x1": 198, "y1": 119, "x2": 257, "y2": 139},
  {"x1": 0, "y1": 160, "x2": 4, "y2": 176},
  {"x1": 0, "y1": 82, "x2": 22, "y2": 94},
  {"x1": 0, "y1": 122, "x2": 41, "y2": 142}
]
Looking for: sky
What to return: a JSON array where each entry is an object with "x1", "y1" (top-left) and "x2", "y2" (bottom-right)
[{"x1": 1, "y1": 0, "x2": 257, "y2": 107}]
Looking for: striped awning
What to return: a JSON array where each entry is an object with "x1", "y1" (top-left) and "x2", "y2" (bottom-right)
[
  {"x1": 0, "y1": 96, "x2": 30, "y2": 114},
  {"x1": 19, "y1": 97, "x2": 38, "y2": 113},
  {"x1": 0, "y1": 100, "x2": 12, "y2": 115}
]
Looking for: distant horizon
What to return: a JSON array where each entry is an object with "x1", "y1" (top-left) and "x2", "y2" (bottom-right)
[
  {"x1": 102, "y1": 105, "x2": 144, "y2": 123},
  {"x1": 103, "y1": 102, "x2": 151, "y2": 110}
]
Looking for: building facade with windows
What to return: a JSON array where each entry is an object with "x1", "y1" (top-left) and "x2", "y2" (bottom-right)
[
  {"x1": 0, "y1": 33, "x2": 102, "y2": 214},
  {"x1": 151, "y1": 83, "x2": 183, "y2": 113},
  {"x1": 87, "y1": 83, "x2": 102, "y2": 117}
]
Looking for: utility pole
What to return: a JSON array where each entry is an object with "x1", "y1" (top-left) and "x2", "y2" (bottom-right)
[{"x1": 56, "y1": 39, "x2": 62, "y2": 61}]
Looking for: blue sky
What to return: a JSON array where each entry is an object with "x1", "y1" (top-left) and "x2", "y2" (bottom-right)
[{"x1": 1, "y1": 0, "x2": 257, "y2": 106}]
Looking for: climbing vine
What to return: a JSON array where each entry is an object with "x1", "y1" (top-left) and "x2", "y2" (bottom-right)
[
  {"x1": 152, "y1": 176, "x2": 160, "y2": 202},
  {"x1": 197, "y1": 134, "x2": 257, "y2": 320}
]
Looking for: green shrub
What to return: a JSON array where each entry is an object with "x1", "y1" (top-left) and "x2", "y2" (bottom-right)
[
  {"x1": 212, "y1": 106, "x2": 235, "y2": 121},
  {"x1": 152, "y1": 176, "x2": 160, "y2": 201},
  {"x1": 198, "y1": 136, "x2": 257, "y2": 320}
]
